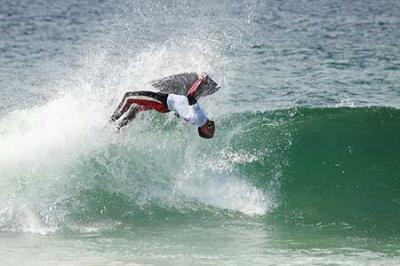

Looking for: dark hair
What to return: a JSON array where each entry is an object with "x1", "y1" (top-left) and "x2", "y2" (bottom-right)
[{"x1": 198, "y1": 120, "x2": 215, "y2": 139}]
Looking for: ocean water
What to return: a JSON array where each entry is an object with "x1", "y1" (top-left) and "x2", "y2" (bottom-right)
[{"x1": 1, "y1": 0, "x2": 400, "y2": 265}]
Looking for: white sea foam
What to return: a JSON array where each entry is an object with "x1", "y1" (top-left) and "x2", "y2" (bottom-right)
[
  {"x1": 174, "y1": 145, "x2": 275, "y2": 216},
  {"x1": 0, "y1": 35, "x2": 269, "y2": 232}
]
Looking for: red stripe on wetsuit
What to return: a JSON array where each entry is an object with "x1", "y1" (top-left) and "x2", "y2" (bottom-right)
[{"x1": 122, "y1": 99, "x2": 169, "y2": 113}]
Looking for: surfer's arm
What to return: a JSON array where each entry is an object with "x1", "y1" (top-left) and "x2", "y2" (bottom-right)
[{"x1": 187, "y1": 72, "x2": 208, "y2": 98}]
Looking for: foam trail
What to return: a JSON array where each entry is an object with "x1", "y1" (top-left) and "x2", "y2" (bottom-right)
[
  {"x1": 175, "y1": 173, "x2": 270, "y2": 215},
  {"x1": 174, "y1": 143, "x2": 274, "y2": 215}
]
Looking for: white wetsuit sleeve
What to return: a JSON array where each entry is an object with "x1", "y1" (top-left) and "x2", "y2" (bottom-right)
[{"x1": 167, "y1": 94, "x2": 208, "y2": 127}]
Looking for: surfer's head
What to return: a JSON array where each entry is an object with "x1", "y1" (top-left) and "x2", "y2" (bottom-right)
[{"x1": 198, "y1": 119, "x2": 215, "y2": 139}]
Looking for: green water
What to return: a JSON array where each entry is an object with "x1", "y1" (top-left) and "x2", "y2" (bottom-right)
[{"x1": 3, "y1": 107, "x2": 399, "y2": 265}]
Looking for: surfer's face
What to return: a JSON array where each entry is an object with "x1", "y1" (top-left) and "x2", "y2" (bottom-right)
[{"x1": 198, "y1": 120, "x2": 215, "y2": 139}]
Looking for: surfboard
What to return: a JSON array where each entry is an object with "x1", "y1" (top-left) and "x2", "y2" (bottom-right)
[{"x1": 151, "y1": 72, "x2": 220, "y2": 99}]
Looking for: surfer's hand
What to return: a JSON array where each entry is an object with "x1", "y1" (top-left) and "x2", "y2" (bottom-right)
[{"x1": 199, "y1": 72, "x2": 208, "y2": 81}]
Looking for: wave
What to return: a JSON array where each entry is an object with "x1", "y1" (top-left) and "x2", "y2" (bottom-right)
[
  {"x1": 235, "y1": 106, "x2": 400, "y2": 235},
  {"x1": 0, "y1": 102, "x2": 399, "y2": 235}
]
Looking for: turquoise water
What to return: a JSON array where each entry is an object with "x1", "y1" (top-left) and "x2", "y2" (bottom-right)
[{"x1": 1, "y1": 0, "x2": 400, "y2": 265}]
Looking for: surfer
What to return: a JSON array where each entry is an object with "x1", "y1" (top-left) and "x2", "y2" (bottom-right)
[{"x1": 110, "y1": 73, "x2": 215, "y2": 139}]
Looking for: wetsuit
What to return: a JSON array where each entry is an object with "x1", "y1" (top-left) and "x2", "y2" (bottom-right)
[{"x1": 110, "y1": 91, "x2": 208, "y2": 129}]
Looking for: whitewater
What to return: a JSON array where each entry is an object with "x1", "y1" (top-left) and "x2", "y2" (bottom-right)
[{"x1": 1, "y1": 0, "x2": 400, "y2": 265}]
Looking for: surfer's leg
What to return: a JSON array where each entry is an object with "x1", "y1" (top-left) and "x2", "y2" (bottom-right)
[
  {"x1": 116, "y1": 105, "x2": 142, "y2": 130},
  {"x1": 110, "y1": 91, "x2": 169, "y2": 122},
  {"x1": 110, "y1": 91, "x2": 134, "y2": 122}
]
